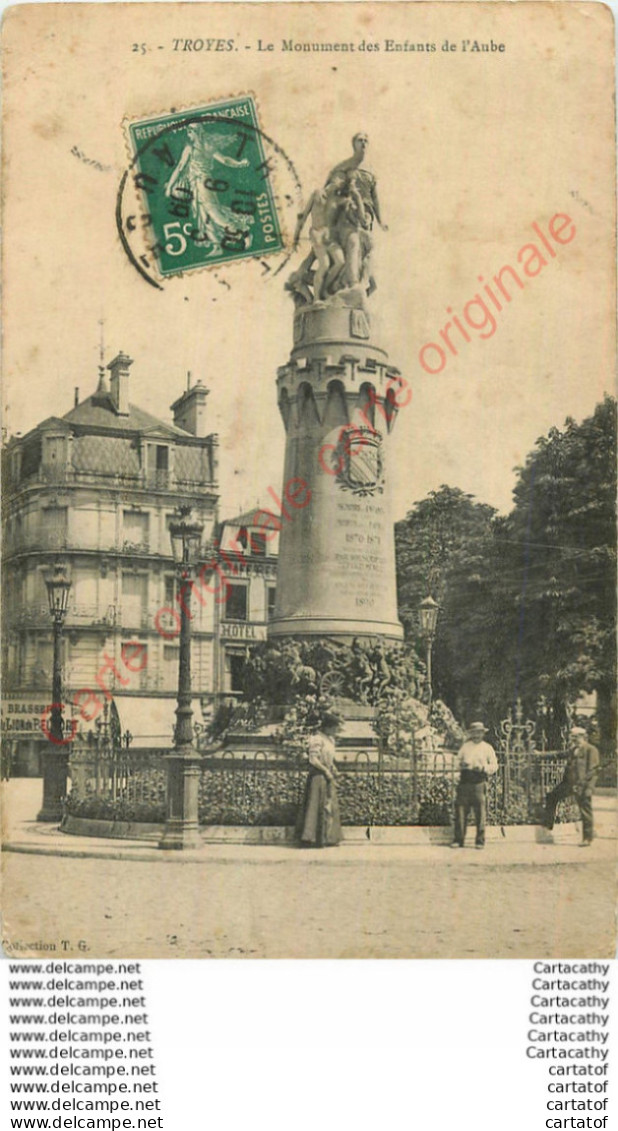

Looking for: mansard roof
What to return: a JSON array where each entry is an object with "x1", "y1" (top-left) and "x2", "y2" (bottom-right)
[{"x1": 63, "y1": 396, "x2": 191, "y2": 439}]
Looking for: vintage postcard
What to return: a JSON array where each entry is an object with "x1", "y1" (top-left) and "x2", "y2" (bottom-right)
[{"x1": 1, "y1": 2, "x2": 615, "y2": 959}]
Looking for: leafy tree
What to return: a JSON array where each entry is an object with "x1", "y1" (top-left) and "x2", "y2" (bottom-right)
[
  {"x1": 487, "y1": 396, "x2": 616, "y2": 751},
  {"x1": 394, "y1": 400, "x2": 617, "y2": 754},
  {"x1": 394, "y1": 486, "x2": 497, "y2": 717}
]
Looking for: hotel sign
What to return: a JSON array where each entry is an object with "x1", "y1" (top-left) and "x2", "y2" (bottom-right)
[{"x1": 219, "y1": 622, "x2": 268, "y2": 641}]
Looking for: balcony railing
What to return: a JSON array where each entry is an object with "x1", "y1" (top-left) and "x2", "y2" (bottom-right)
[
  {"x1": 122, "y1": 540, "x2": 150, "y2": 555},
  {"x1": 4, "y1": 603, "x2": 118, "y2": 629},
  {"x1": 116, "y1": 606, "x2": 213, "y2": 634},
  {"x1": 5, "y1": 535, "x2": 163, "y2": 558},
  {"x1": 8, "y1": 466, "x2": 216, "y2": 494},
  {"x1": 145, "y1": 470, "x2": 170, "y2": 490}
]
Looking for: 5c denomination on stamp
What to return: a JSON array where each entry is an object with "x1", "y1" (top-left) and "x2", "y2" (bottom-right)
[{"x1": 124, "y1": 95, "x2": 287, "y2": 282}]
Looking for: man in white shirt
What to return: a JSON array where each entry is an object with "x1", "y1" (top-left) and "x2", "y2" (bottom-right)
[{"x1": 452, "y1": 721, "x2": 498, "y2": 849}]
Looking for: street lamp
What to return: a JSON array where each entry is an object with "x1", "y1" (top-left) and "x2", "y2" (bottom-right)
[
  {"x1": 419, "y1": 595, "x2": 439, "y2": 716},
  {"x1": 37, "y1": 562, "x2": 72, "y2": 822},
  {"x1": 160, "y1": 506, "x2": 204, "y2": 850}
]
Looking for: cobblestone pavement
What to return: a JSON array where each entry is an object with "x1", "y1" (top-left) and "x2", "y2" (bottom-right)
[{"x1": 3, "y1": 849, "x2": 615, "y2": 959}]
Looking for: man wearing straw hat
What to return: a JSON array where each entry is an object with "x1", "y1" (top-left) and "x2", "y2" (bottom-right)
[
  {"x1": 542, "y1": 726, "x2": 599, "y2": 846},
  {"x1": 452, "y1": 721, "x2": 498, "y2": 849}
]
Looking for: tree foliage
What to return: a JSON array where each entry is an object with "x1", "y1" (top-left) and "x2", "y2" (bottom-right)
[
  {"x1": 395, "y1": 399, "x2": 617, "y2": 752},
  {"x1": 395, "y1": 485, "x2": 497, "y2": 719}
]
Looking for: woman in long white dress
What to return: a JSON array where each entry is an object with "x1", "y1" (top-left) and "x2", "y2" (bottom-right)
[{"x1": 296, "y1": 716, "x2": 342, "y2": 847}]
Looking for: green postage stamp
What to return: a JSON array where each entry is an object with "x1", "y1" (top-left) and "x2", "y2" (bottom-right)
[{"x1": 126, "y1": 96, "x2": 285, "y2": 277}]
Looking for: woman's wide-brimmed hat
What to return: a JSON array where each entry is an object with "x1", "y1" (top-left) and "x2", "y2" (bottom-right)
[{"x1": 322, "y1": 711, "x2": 343, "y2": 731}]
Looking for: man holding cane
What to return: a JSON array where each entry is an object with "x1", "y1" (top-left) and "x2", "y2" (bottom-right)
[{"x1": 542, "y1": 726, "x2": 600, "y2": 846}]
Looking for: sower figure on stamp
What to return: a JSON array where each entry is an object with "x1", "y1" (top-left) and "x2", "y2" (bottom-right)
[
  {"x1": 452, "y1": 721, "x2": 498, "y2": 849},
  {"x1": 164, "y1": 124, "x2": 252, "y2": 253},
  {"x1": 542, "y1": 726, "x2": 599, "y2": 846}
]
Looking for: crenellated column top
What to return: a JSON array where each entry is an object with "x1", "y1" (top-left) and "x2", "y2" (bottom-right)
[{"x1": 277, "y1": 353, "x2": 402, "y2": 396}]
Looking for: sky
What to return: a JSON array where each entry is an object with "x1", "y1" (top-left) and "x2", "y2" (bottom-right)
[{"x1": 2, "y1": 1, "x2": 615, "y2": 522}]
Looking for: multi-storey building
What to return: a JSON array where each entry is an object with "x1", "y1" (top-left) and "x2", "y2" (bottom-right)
[
  {"x1": 2, "y1": 353, "x2": 219, "y2": 770},
  {"x1": 213, "y1": 510, "x2": 279, "y2": 698}
]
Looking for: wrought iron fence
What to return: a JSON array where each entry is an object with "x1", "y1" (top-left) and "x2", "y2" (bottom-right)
[
  {"x1": 66, "y1": 743, "x2": 572, "y2": 828},
  {"x1": 66, "y1": 745, "x2": 167, "y2": 822}
]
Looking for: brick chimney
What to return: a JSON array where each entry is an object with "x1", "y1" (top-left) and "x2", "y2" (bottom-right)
[
  {"x1": 170, "y1": 374, "x2": 210, "y2": 437},
  {"x1": 107, "y1": 352, "x2": 133, "y2": 416}
]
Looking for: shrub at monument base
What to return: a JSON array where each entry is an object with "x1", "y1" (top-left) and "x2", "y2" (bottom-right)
[{"x1": 64, "y1": 767, "x2": 580, "y2": 827}]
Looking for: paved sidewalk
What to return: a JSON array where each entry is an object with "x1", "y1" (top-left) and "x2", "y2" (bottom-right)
[
  {"x1": 3, "y1": 779, "x2": 616, "y2": 867},
  {"x1": 2, "y1": 781, "x2": 616, "y2": 958}
]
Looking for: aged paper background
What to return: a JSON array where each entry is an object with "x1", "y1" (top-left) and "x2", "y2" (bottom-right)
[
  {"x1": 3, "y1": 2, "x2": 614, "y2": 518},
  {"x1": 1, "y1": 2, "x2": 615, "y2": 958}
]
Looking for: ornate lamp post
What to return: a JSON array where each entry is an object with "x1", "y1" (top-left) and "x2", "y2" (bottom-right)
[
  {"x1": 419, "y1": 595, "x2": 440, "y2": 715},
  {"x1": 159, "y1": 506, "x2": 204, "y2": 850},
  {"x1": 37, "y1": 563, "x2": 72, "y2": 822}
]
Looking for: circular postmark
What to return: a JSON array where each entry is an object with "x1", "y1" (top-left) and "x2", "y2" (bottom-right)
[{"x1": 117, "y1": 97, "x2": 303, "y2": 290}]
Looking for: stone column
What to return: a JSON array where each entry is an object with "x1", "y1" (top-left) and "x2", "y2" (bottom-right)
[{"x1": 269, "y1": 301, "x2": 404, "y2": 642}]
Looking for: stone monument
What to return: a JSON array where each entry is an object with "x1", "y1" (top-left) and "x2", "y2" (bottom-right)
[{"x1": 269, "y1": 133, "x2": 404, "y2": 642}]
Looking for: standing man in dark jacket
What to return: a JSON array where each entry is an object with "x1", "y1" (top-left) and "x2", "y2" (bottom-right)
[{"x1": 542, "y1": 727, "x2": 600, "y2": 846}]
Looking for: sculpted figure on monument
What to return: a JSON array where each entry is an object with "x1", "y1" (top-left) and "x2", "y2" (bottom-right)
[
  {"x1": 331, "y1": 172, "x2": 376, "y2": 295},
  {"x1": 287, "y1": 133, "x2": 385, "y2": 307},
  {"x1": 351, "y1": 638, "x2": 374, "y2": 703},
  {"x1": 291, "y1": 174, "x2": 347, "y2": 302},
  {"x1": 370, "y1": 641, "x2": 393, "y2": 701},
  {"x1": 326, "y1": 132, "x2": 387, "y2": 233}
]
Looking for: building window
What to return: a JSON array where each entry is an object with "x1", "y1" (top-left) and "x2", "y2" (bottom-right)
[
  {"x1": 147, "y1": 444, "x2": 170, "y2": 487},
  {"x1": 163, "y1": 644, "x2": 179, "y2": 691},
  {"x1": 20, "y1": 436, "x2": 42, "y2": 480},
  {"x1": 226, "y1": 584, "x2": 247, "y2": 622},
  {"x1": 41, "y1": 507, "x2": 68, "y2": 550},
  {"x1": 228, "y1": 652, "x2": 246, "y2": 693},
  {"x1": 164, "y1": 575, "x2": 179, "y2": 606},
  {"x1": 121, "y1": 573, "x2": 148, "y2": 628},
  {"x1": 250, "y1": 531, "x2": 267, "y2": 557},
  {"x1": 267, "y1": 586, "x2": 277, "y2": 619},
  {"x1": 123, "y1": 510, "x2": 149, "y2": 550}
]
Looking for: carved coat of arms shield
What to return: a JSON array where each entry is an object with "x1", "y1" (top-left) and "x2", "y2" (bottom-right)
[{"x1": 334, "y1": 426, "x2": 384, "y2": 497}]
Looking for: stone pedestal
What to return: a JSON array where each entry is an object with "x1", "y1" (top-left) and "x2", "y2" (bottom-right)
[
  {"x1": 269, "y1": 299, "x2": 404, "y2": 641},
  {"x1": 37, "y1": 748, "x2": 69, "y2": 822},
  {"x1": 159, "y1": 746, "x2": 202, "y2": 850}
]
